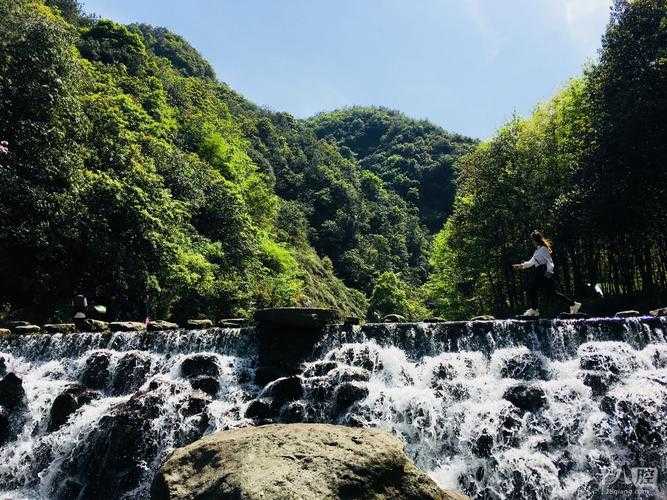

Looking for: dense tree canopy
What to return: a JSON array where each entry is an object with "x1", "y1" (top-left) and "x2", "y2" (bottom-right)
[{"x1": 307, "y1": 107, "x2": 475, "y2": 232}]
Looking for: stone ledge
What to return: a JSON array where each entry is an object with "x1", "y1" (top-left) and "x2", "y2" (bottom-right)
[{"x1": 254, "y1": 308, "x2": 339, "y2": 329}]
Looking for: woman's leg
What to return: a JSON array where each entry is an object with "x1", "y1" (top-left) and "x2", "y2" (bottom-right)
[{"x1": 527, "y1": 271, "x2": 540, "y2": 310}]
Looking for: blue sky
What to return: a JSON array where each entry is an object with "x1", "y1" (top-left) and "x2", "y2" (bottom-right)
[{"x1": 80, "y1": 0, "x2": 611, "y2": 139}]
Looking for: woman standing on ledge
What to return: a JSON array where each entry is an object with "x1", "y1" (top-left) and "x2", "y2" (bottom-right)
[{"x1": 513, "y1": 230, "x2": 581, "y2": 317}]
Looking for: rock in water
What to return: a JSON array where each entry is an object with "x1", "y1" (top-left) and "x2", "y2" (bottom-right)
[
  {"x1": 82, "y1": 319, "x2": 110, "y2": 332},
  {"x1": 0, "y1": 373, "x2": 26, "y2": 410},
  {"x1": 147, "y1": 320, "x2": 179, "y2": 332},
  {"x1": 261, "y1": 376, "x2": 304, "y2": 404},
  {"x1": 109, "y1": 321, "x2": 146, "y2": 332},
  {"x1": 503, "y1": 383, "x2": 548, "y2": 414},
  {"x1": 649, "y1": 306, "x2": 667, "y2": 317},
  {"x1": 470, "y1": 315, "x2": 495, "y2": 321},
  {"x1": 152, "y1": 423, "x2": 465, "y2": 500},
  {"x1": 186, "y1": 319, "x2": 213, "y2": 329},
  {"x1": 43, "y1": 323, "x2": 76, "y2": 334},
  {"x1": 615, "y1": 310, "x2": 641, "y2": 318},
  {"x1": 48, "y1": 384, "x2": 99, "y2": 431},
  {"x1": 111, "y1": 352, "x2": 151, "y2": 395},
  {"x1": 0, "y1": 373, "x2": 27, "y2": 445},
  {"x1": 14, "y1": 325, "x2": 41, "y2": 335},
  {"x1": 383, "y1": 314, "x2": 407, "y2": 323},
  {"x1": 180, "y1": 354, "x2": 220, "y2": 378},
  {"x1": 80, "y1": 351, "x2": 112, "y2": 390}
]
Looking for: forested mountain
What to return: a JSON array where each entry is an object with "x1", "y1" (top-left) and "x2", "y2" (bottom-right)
[
  {"x1": 426, "y1": 0, "x2": 667, "y2": 318},
  {"x1": 0, "y1": 0, "x2": 469, "y2": 322},
  {"x1": 0, "y1": 0, "x2": 663, "y2": 324},
  {"x1": 307, "y1": 107, "x2": 476, "y2": 232}
]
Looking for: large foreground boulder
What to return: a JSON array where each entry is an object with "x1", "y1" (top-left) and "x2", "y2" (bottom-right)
[{"x1": 152, "y1": 423, "x2": 465, "y2": 500}]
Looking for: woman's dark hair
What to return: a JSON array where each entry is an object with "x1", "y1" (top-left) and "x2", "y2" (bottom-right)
[{"x1": 531, "y1": 230, "x2": 553, "y2": 253}]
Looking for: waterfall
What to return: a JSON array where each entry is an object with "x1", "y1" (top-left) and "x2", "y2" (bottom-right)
[{"x1": 0, "y1": 317, "x2": 665, "y2": 499}]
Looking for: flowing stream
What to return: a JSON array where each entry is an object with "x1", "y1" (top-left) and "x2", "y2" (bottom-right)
[{"x1": 0, "y1": 317, "x2": 665, "y2": 499}]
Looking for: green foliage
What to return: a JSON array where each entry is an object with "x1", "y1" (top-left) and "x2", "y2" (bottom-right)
[
  {"x1": 131, "y1": 24, "x2": 216, "y2": 80},
  {"x1": 367, "y1": 271, "x2": 428, "y2": 321},
  {"x1": 78, "y1": 20, "x2": 147, "y2": 74},
  {"x1": 427, "y1": 0, "x2": 667, "y2": 318},
  {"x1": 0, "y1": 0, "x2": 367, "y2": 321},
  {"x1": 307, "y1": 106, "x2": 476, "y2": 231}
]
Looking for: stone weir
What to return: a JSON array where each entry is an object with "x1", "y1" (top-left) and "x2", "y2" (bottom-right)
[{"x1": 1, "y1": 309, "x2": 664, "y2": 375}]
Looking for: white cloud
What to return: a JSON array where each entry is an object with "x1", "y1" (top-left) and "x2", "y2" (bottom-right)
[{"x1": 560, "y1": 0, "x2": 612, "y2": 50}]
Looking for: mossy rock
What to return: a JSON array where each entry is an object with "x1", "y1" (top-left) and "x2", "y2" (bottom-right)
[{"x1": 152, "y1": 424, "x2": 466, "y2": 500}]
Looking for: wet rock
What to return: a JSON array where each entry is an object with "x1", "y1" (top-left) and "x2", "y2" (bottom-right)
[
  {"x1": 111, "y1": 352, "x2": 151, "y2": 395},
  {"x1": 383, "y1": 314, "x2": 406, "y2": 323},
  {"x1": 328, "y1": 344, "x2": 383, "y2": 372},
  {"x1": 471, "y1": 429, "x2": 494, "y2": 458},
  {"x1": 486, "y1": 449, "x2": 559, "y2": 499},
  {"x1": 302, "y1": 360, "x2": 338, "y2": 378},
  {"x1": 189, "y1": 376, "x2": 219, "y2": 397},
  {"x1": 0, "y1": 407, "x2": 11, "y2": 444},
  {"x1": 186, "y1": 319, "x2": 213, "y2": 329},
  {"x1": 334, "y1": 382, "x2": 369, "y2": 413},
  {"x1": 0, "y1": 356, "x2": 5, "y2": 377},
  {"x1": 344, "y1": 316, "x2": 360, "y2": 325},
  {"x1": 180, "y1": 354, "x2": 220, "y2": 379},
  {"x1": 503, "y1": 383, "x2": 548, "y2": 414},
  {"x1": 328, "y1": 366, "x2": 371, "y2": 383},
  {"x1": 82, "y1": 319, "x2": 109, "y2": 332},
  {"x1": 60, "y1": 391, "x2": 163, "y2": 498},
  {"x1": 490, "y1": 347, "x2": 551, "y2": 380},
  {"x1": 152, "y1": 424, "x2": 460, "y2": 500},
  {"x1": 245, "y1": 398, "x2": 275, "y2": 420},
  {"x1": 80, "y1": 351, "x2": 112, "y2": 389},
  {"x1": 14, "y1": 324, "x2": 41, "y2": 334},
  {"x1": 425, "y1": 317, "x2": 447, "y2": 323},
  {"x1": 109, "y1": 321, "x2": 146, "y2": 332},
  {"x1": 254, "y1": 307, "x2": 339, "y2": 328},
  {"x1": 146, "y1": 320, "x2": 179, "y2": 331},
  {"x1": 601, "y1": 379, "x2": 667, "y2": 452},
  {"x1": 471, "y1": 315, "x2": 495, "y2": 321},
  {"x1": 262, "y1": 376, "x2": 304, "y2": 405},
  {"x1": 649, "y1": 306, "x2": 667, "y2": 317},
  {"x1": 48, "y1": 384, "x2": 99, "y2": 431},
  {"x1": 237, "y1": 368, "x2": 253, "y2": 384},
  {"x1": 581, "y1": 371, "x2": 619, "y2": 396},
  {"x1": 615, "y1": 310, "x2": 641, "y2": 318},
  {"x1": 427, "y1": 353, "x2": 482, "y2": 384},
  {"x1": 578, "y1": 343, "x2": 643, "y2": 395},
  {"x1": 0, "y1": 373, "x2": 27, "y2": 445},
  {"x1": 578, "y1": 342, "x2": 643, "y2": 374},
  {"x1": 58, "y1": 388, "x2": 209, "y2": 500},
  {"x1": 0, "y1": 328, "x2": 11, "y2": 337},
  {"x1": 3, "y1": 320, "x2": 29, "y2": 328},
  {"x1": 642, "y1": 344, "x2": 667, "y2": 369},
  {"x1": 253, "y1": 365, "x2": 283, "y2": 386},
  {"x1": 279, "y1": 401, "x2": 310, "y2": 423},
  {"x1": 43, "y1": 323, "x2": 76, "y2": 334},
  {"x1": 180, "y1": 392, "x2": 210, "y2": 418},
  {"x1": 218, "y1": 318, "x2": 247, "y2": 327},
  {"x1": 0, "y1": 373, "x2": 26, "y2": 410}
]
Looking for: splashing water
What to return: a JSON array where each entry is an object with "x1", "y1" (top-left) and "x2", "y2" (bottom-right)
[{"x1": 0, "y1": 317, "x2": 665, "y2": 499}]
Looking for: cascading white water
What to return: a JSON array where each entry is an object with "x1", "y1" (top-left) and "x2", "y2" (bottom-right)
[{"x1": 0, "y1": 317, "x2": 665, "y2": 499}]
